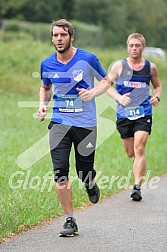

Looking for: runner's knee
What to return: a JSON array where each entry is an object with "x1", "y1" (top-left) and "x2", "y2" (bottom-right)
[{"x1": 54, "y1": 169, "x2": 69, "y2": 182}]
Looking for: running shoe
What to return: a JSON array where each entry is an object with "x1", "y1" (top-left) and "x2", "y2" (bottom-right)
[
  {"x1": 131, "y1": 184, "x2": 142, "y2": 201},
  {"x1": 59, "y1": 217, "x2": 79, "y2": 237},
  {"x1": 85, "y1": 182, "x2": 100, "y2": 204}
]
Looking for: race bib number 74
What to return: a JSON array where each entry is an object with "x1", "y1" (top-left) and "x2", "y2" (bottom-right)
[{"x1": 57, "y1": 94, "x2": 83, "y2": 112}]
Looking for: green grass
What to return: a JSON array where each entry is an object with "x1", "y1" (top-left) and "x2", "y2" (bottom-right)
[{"x1": 0, "y1": 39, "x2": 167, "y2": 241}]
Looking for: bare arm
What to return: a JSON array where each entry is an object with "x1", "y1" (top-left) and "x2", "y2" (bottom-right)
[
  {"x1": 106, "y1": 87, "x2": 131, "y2": 106},
  {"x1": 106, "y1": 61, "x2": 131, "y2": 106},
  {"x1": 77, "y1": 76, "x2": 113, "y2": 101},
  {"x1": 150, "y1": 63, "x2": 162, "y2": 106},
  {"x1": 78, "y1": 61, "x2": 121, "y2": 101},
  {"x1": 37, "y1": 83, "x2": 52, "y2": 122}
]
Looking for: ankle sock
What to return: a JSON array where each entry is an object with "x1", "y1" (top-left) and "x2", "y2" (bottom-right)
[
  {"x1": 65, "y1": 213, "x2": 75, "y2": 220},
  {"x1": 134, "y1": 184, "x2": 141, "y2": 190}
]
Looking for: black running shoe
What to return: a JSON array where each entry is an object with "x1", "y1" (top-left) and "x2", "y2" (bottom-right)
[
  {"x1": 85, "y1": 182, "x2": 100, "y2": 204},
  {"x1": 59, "y1": 217, "x2": 79, "y2": 237},
  {"x1": 131, "y1": 185, "x2": 142, "y2": 201}
]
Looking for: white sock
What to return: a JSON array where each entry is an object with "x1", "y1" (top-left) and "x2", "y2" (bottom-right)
[{"x1": 65, "y1": 213, "x2": 75, "y2": 220}]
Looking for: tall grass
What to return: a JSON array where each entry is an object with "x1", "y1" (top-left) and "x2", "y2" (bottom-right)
[
  {"x1": 0, "y1": 39, "x2": 167, "y2": 241},
  {"x1": 0, "y1": 19, "x2": 104, "y2": 47}
]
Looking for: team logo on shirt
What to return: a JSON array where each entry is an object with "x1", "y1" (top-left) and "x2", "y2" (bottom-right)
[
  {"x1": 72, "y1": 70, "x2": 83, "y2": 82},
  {"x1": 53, "y1": 73, "x2": 60, "y2": 78},
  {"x1": 124, "y1": 81, "x2": 146, "y2": 88},
  {"x1": 126, "y1": 71, "x2": 132, "y2": 76}
]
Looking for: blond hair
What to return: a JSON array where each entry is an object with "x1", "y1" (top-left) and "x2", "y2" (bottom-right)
[{"x1": 127, "y1": 33, "x2": 145, "y2": 47}]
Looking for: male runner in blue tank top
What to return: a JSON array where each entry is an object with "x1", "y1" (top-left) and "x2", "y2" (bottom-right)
[
  {"x1": 78, "y1": 33, "x2": 162, "y2": 202},
  {"x1": 37, "y1": 19, "x2": 106, "y2": 237}
]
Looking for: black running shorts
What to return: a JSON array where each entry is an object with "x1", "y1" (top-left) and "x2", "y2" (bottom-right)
[
  {"x1": 116, "y1": 116, "x2": 152, "y2": 139},
  {"x1": 48, "y1": 122, "x2": 97, "y2": 183}
]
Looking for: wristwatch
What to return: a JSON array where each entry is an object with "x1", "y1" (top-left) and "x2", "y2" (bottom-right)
[{"x1": 156, "y1": 96, "x2": 160, "y2": 102}]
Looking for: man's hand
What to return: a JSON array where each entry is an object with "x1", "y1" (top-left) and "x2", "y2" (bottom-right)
[
  {"x1": 37, "y1": 105, "x2": 48, "y2": 122},
  {"x1": 77, "y1": 88, "x2": 93, "y2": 101},
  {"x1": 150, "y1": 96, "x2": 159, "y2": 107},
  {"x1": 117, "y1": 93, "x2": 131, "y2": 106}
]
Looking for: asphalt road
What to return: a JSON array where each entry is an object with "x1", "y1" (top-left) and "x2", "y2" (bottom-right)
[{"x1": 1, "y1": 174, "x2": 167, "y2": 252}]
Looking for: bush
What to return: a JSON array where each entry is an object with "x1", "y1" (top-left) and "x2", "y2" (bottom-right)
[{"x1": 0, "y1": 19, "x2": 104, "y2": 47}]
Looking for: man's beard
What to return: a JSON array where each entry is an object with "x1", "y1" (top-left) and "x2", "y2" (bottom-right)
[{"x1": 54, "y1": 39, "x2": 71, "y2": 54}]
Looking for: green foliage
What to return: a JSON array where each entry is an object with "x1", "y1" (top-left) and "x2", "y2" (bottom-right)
[
  {"x1": 0, "y1": 90, "x2": 167, "y2": 241},
  {"x1": 1, "y1": 0, "x2": 167, "y2": 48},
  {"x1": 0, "y1": 38, "x2": 167, "y2": 241},
  {"x1": 0, "y1": 0, "x2": 74, "y2": 21},
  {"x1": 0, "y1": 19, "x2": 104, "y2": 48},
  {"x1": 0, "y1": 0, "x2": 26, "y2": 19},
  {"x1": 1, "y1": 19, "x2": 51, "y2": 41},
  {"x1": 0, "y1": 38, "x2": 52, "y2": 95},
  {"x1": 0, "y1": 37, "x2": 166, "y2": 96},
  {"x1": 72, "y1": 20, "x2": 104, "y2": 47}
]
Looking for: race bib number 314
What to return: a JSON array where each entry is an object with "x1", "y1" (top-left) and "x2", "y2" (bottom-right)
[{"x1": 125, "y1": 106, "x2": 145, "y2": 120}]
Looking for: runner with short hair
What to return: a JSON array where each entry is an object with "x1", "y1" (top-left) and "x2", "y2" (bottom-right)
[
  {"x1": 37, "y1": 19, "x2": 107, "y2": 237},
  {"x1": 78, "y1": 33, "x2": 162, "y2": 201}
]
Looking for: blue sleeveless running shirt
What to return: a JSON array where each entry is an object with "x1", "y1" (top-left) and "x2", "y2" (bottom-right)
[
  {"x1": 40, "y1": 48, "x2": 106, "y2": 127},
  {"x1": 116, "y1": 59, "x2": 152, "y2": 119}
]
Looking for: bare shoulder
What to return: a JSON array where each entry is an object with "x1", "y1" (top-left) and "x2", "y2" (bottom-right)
[
  {"x1": 112, "y1": 59, "x2": 122, "y2": 68},
  {"x1": 108, "y1": 60, "x2": 122, "y2": 82},
  {"x1": 150, "y1": 62, "x2": 158, "y2": 73},
  {"x1": 150, "y1": 62, "x2": 162, "y2": 87},
  {"x1": 109, "y1": 59, "x2": 122, "y2": 73}
]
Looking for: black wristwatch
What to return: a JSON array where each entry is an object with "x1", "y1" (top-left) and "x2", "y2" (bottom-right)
[{"x1": 156, "y1": 96, "x2": 160, "y2": 102}]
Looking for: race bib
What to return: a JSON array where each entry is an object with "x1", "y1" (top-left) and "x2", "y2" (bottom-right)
[
  {"x1": 57, "y1": 94, "x2": 83, "y2": 112},
  {"x1": 125, "y1": 106, "x2": 145, "y2": 120}
]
